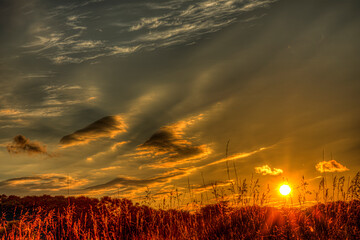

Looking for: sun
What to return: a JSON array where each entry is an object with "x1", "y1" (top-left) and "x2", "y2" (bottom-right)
[{"x1": 279, "y1": 184, "x2": 291, "y2": 196}]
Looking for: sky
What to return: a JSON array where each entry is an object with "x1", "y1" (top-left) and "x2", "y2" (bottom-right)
[{"x1": 0, "y1": 0, "x2": 359, "y2": 205}]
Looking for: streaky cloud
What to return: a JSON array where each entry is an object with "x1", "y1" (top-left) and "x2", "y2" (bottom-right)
[
  {"x1": 0, "y1": 174, "x2": 87, "y2": 192},
  {"x1": 19, "y1": 0, "x2": 276, "y2": 64},
  {"x1": 85, "y1": 169, "x2": 186, "y2": 191},
  {"x1": 205, "y1": 147, "x2": 269, "y2": 168}
]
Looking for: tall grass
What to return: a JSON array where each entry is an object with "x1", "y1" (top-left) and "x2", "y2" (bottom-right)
[
  {"x1": 0, "y1": 196, "x2": 359, "y2": 239},
  {"x1": 145, "y1": 172, "x2": 360, "y2": 211},
  {"x1": 0, "y1": 172, "x2": 359, "y2": 239}
]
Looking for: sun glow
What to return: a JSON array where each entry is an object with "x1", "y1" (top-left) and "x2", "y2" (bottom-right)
[{"x1": 279, "y1": 184, "x2": 291, "y2": 196}]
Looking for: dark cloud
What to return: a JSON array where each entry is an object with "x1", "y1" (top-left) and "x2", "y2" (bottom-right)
[
  {"x1": 60, "y1": 115, "x2": 126, "y2": 147},
  {"x1": 135, "y1": 117, "x2": 209, "y2": 168},
  {"x1": 315, "y1": 160, "x2": 349, "y2": 173},
  {"x1": 141, "y1": 129, "x2": 203, "y2": 158},
  {"x1": 7, "y1": 135, "x2": 50, "y2": 156}
]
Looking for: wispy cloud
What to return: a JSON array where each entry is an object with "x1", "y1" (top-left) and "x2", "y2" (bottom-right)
[
  {"x1": 0, "y1": 83, "x2": 98, "y2": 130},
  {"x1": 42, "y1": 84, "x2": 85, "y2": 106},
  {"x1": 22, "y1": 9, "x2": 106, "y2": 64},
  {"x1": 0, "y1": 174, "x2": 87, "y2": 192},
  {"x1": 86, "y1": 141, "x2": 128, "y2": 162},
  {"x1": 82, "y1": 167, "x2": 197, "y2": 199},
  {"x1": 255, "y1": 164, "x2": 283, "y2": 176},
  {"x1": 6, "y1": 135, "x2": 51, "y2": 156},
  {"x1": 1, "y1": 107, "x2": 64, "y2": 119},
  {"x1": 85, "y1": 168, "x2": 187, "y2": 191},
  {"x1": 129, "y1": 15, "x2": 171, "y2": 31},
  {"x1": 128, "y1": 0, "x2": 274, "y2": 49},
  {"x1": 315, "y1": 160, "x2": 349, "y2": 173},
  {"x1": 205, "y1": 147, "x2": 269, "y2": 168},
  {"x1": 108, "y1": 46, "x2": 141, "y2": 55},
  {"x1": 60, "y1": 115, "x2": 127, "y2": 147},
  {"x1": 190, "y1": 180, "x2": 233, "y2": 195},
  {"x1": 20, "y1": 0, "x2": 275, "y2": 64},
  {"x1": 0, "y1": 109, "x2": 22, "y2": 116}
]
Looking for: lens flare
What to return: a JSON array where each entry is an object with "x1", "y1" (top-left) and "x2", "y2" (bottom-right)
[{"x1": 279, "y1": 184, "x2": 291, "y2": 196}]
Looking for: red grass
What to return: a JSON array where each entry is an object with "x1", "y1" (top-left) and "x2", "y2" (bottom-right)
[{"x1": 1, "y1": 195, "x2": 359, "y2": 239}]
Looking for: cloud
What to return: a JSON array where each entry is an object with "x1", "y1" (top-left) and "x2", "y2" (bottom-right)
[
  {"x1": 82, "y1": 168, "x2": 194, "y2": 199},
  {"x1": 0, "y1": 174, "x2": 87, "y2": 192},
  {"x1": 109, "y1": 46, "x2": 141, "y2": 55},
  {"x1": 129, "y1": 16, "x2": 169, "y2": 31},
  {"x1": 0, "y1": 109, "x2": 22, "y2": 116},
  {"x1": 42, "y1": 84, "x2": 93, "y2": 106},
  {"x1": 140, "y1": 128, "x2": 203, "y2": 158},
  {"x1": 85, "y1": 177, "x2": 157, "y2": 191},
  {"x1": 6, "y1": 135, "x2": 50, "y2": 156},
  {"x1": 19, "y1": 0, "x2": 275, "y2": 64},
  {"x1": 315, "y1": 160, "x2": 349, "y2": 173},
  {"x1": 127, "y1": 0, "x2": 275, "y2": 49},
  {"x1": 191, "y1": 180, "x2": 233, "y2": 194},
  {"x1": 85, "y1": 141, "x2": 128, "y2": 162},
  {"x1": 135, "y1": 114, "x2": 270, "y2": 170},
  {"x1": 0, "y1": 83, "x2": 98, "y2": 129},
  {"x1": 206, "y1": 147, "x2": 269, "y2": 168},
  {"x1": 255, "y1": 164, "x2": 283, "y2": 175},
  {"x1": 60, "y1": 115, "x2": 126, "y2": 147},
  {"x1": 135, "y1": 115, "x2": 210, "y2": 168},
  {"x1": 86, "y1": 169, "x2": 186, "y2": 191}
]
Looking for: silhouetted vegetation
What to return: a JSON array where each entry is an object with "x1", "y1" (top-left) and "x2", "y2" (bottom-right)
[
  {"x1": 1, "y1": 194, "x2": 359, "y2": 239},
  {"x1": 1, "y1": 173, "x2": 359, "y2": 239}
]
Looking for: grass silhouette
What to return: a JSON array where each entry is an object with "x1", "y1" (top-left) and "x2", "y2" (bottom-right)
[{"x1": 0, "y1": 172, "x2": 359, "y2": 239}]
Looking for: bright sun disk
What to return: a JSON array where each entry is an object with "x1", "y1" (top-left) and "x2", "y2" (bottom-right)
[{"x1": 279, "y1": 184, "x2": 291, "y2": 196}]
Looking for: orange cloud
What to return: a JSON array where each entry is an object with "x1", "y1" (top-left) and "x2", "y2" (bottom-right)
[
  {"x1": 315, "y1": 160, "x2": 349, "y2": 173},
  {"x1": 60, "y1": 115, "x2": 126, "y2": 147},
  {"x1": 7, "y1": 135, "x2": 50, "y2": 156},
  {"x1": 0, "y1": 109, "x2": 22, "y2": 116},
  {"x1": 255, "y1": 164, "x2": 283, "y2": 176},
  {"x1": 0, "y1": 174, "x2": 88, "y2": 192},
  {"x1": 99, "y1": 166, "x2": 122, "y2": 171}
]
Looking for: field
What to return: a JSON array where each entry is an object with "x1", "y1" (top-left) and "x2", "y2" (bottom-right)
[
  {"x1": 1, "y1": 173, "x2": 359, "y2": 239},
  {"x1": 1, "y1": 194, "x2": 359, "y2": 239}
]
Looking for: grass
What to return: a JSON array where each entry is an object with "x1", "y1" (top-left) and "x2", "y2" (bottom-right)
[
  {"x1": 0, "y1": 172, "x2": 359, "y2": 239},
  {"x1": 0, "y1": 196, "x2": 359, "y2": 239}
]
